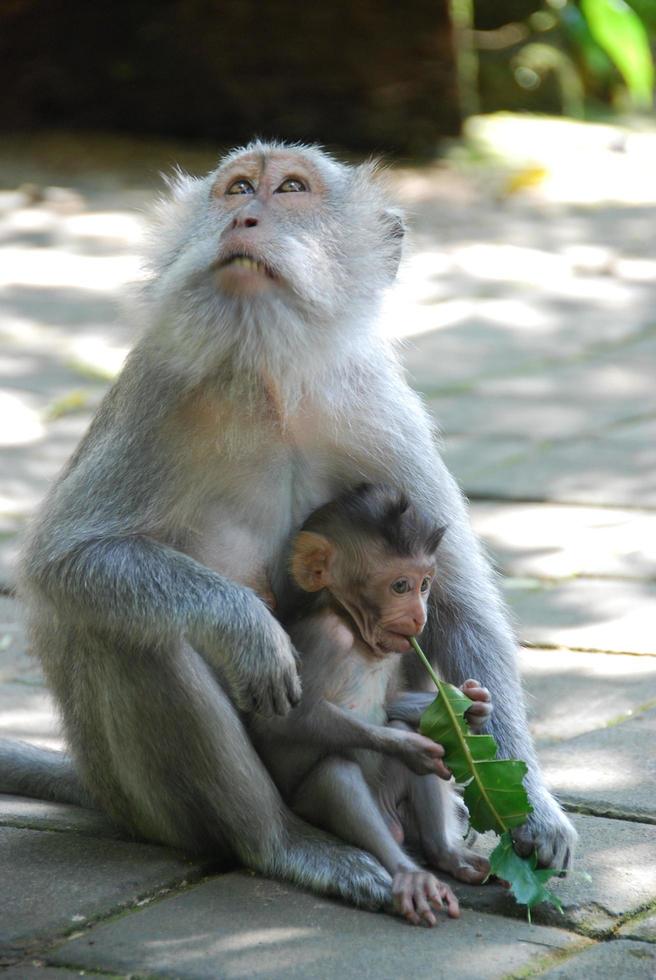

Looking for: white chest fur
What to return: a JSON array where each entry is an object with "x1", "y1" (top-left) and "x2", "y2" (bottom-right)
[{"x1": 324, "y1": 650, "x2": 399, "y2": 726}]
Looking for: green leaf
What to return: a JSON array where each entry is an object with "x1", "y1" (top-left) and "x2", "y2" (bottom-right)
[
  {"x1": 581, "y1": 0, "x2": 654, "y2": 106},
  {"x1": 414, "y1": 649, "x2": 532, "y2": 835},
  {"x1": 489, "y1": 832, "x2": 563, "y2": 917},
  {"x1": 410, "y1": 637, "x2": 561, "y2": 916}
]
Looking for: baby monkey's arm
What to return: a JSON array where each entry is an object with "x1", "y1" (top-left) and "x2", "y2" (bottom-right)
[
  {"x1": 269, "y1": 696, "x2": 452, "y2": 779},
  {"x1": 387, "y1": 680, "x2": 492, "y2": 734}
]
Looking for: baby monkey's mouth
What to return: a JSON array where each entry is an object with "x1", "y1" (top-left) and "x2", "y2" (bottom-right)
[{"x1": 219, "y1": 252, "x2": 277, "y2": 280}]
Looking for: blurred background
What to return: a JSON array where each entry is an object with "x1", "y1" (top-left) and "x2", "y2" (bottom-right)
[{"x1": 0, "y1": 0, "x2": 655, "y2": 781}]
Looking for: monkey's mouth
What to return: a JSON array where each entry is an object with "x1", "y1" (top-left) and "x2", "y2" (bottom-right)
[
  {"x1": 218, "y1": 253, "x2": 277, "y2": 280},
  {"x1": 375, "y1": 630, "x2": 412, "y2": 655}
]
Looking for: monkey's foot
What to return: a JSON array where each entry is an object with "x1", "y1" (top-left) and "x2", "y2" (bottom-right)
[
  {"x1": 429, "y1": 846, "x2": 490, "y2": 885},
  {"x1": 392, "y1": 869, "x2": 460, "y2": 927}
]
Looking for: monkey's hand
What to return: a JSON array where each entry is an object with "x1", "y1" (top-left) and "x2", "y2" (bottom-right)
[
  {"x1": 512, "y1": 786, "x2": 578, "y2": 872},
  {"x1": 460, "y1": 679, "x2": 492, "y2": 734},
  {"x1": 193, "y1": 594, "x2": 302, "y2": 717},
  {"x1": 392, "y1": 730, "x2": 451, "y2": 779}
]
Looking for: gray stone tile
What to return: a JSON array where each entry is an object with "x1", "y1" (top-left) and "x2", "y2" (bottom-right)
[
  {"x1": 519, "y1": 647, "x2": 656, "y2": 744},
  {"x1": 0, "y1": 826, "x2": 201, "y2": 955},
  {"x1": 539, "y1": 939, "x2": 656, "y2": 978},
  {"x1": 0, "y1": 596, "x2": 43, "y2": 686},
  {"x1": 0, "y1": 683, "x2": 60, "y2": 748},
  {"x1": 1, "y1": 967, "x2": 100, "y2": 979},
  {"x1": 456, "y1": 432, "x2": 656, "y2": 508},
  {"x1": 427, "y1": 339, "x2": 656, "y2": 441},
  {"x1": 540, "y1": 708, "x2": 656, "y2": 821},
  {"x1": 452, "y1": 813, "x2": 656, "y2": 936},
  {"x1": 620, "y1": 911, "x2": 656, "y2": 943},
  {"x1": 0, "y1": 795, "x2": 121, "y2": 839},
  {"x1": 50, "y1": 872, "x2": 588, "y2": 980},
  {"x1": 470, "y1": 501, "x2": 656, "y2": 581},
  {"x1": 504, "y1": 578, "x2": 656, "y2": 655}
]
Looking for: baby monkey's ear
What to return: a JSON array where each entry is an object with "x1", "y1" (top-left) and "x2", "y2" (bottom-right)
[{"x1": 290, "y1": 532, "x2": 335, "y2": 592}]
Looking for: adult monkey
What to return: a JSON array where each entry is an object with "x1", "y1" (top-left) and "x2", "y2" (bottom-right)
[{"x1": 1, "y1": 142, "x2": 575, "y2": 909}]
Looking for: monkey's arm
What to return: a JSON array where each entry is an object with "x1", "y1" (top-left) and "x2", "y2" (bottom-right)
[
  {"x1": 24, "y1": 533, "x2": 300, "y2": 717},
  {"x1": 269, "y1": 698, "x2": 450, "y2": 779},
  {"x1": 387, "y1": 684, "x2": 492, "y2": 734}
]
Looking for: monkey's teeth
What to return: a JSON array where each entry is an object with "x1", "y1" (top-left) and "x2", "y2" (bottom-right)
[{"x1": 227, "y1": 256, "x2": 262, "y2": 271}]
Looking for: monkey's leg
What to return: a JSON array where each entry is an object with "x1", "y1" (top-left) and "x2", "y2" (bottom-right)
[
  {"x1": 56, "y1": 637, "x2": 392, "y2": 911},
  {"x1": 382, "y1": 722, "x2": 488, "y2": 885},
  {"x1": 292, "y1": 755, "x2": 419, "y2": 878},
  {"x1": 293, "y1": 756, "x2": 459, "y2": 925}
]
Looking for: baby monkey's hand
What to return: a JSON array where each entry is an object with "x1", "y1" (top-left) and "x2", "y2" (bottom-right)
[
  {"x1": 461, "y1": 678, "x2": 492, "y2": 733},
  {"x1": 392, "y1": 730, "x2": 451, "y2": 779}
]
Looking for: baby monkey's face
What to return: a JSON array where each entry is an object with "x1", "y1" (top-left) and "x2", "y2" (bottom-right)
[{"x1": 349, "y1": 552, "x2": 436, "y2": 656}]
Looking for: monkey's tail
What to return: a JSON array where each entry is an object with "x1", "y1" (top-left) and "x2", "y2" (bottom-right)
[{"x1": 0, "y1": 738, "x2": 91, "y2": 808}]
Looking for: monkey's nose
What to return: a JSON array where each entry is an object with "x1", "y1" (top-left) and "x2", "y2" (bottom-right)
[{"x1": 232, "y1": 216, "x2": 258, "y2": 229}]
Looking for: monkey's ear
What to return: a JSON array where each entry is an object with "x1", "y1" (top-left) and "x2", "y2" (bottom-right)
[
  {"x1": 428, "y1": 525, "x2": 448, "y2": 554},
  {"x1": 384, "y1": 208, "x2": 406, "y2": 241},
  {"x1": 290, "y1": 532, "x2": 335, "y2": 592}
]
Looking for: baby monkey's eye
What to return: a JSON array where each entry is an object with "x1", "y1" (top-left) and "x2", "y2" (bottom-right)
[
  {"x1": 420, "y1": 576, "x2": 432, "y2": 593},
  {"x1": 226, "y1": 179, "x2": 255, "y2": 195},
  {"x1": 276, "y1": 177, "x2": 307, "y2": 193},
  {"x1": 391, "y1": 579, "x2": 410, "y2": 595}
]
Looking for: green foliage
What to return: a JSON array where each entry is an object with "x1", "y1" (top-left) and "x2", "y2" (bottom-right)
[
  {"x1": 489, "y1": 832, "x2": 563, "y2": 921},
  {"x1": 581, "y1": 0, "x2": 654, "y2": 106},
  {"x1": 410, "y1": 637, "x2": 562, "y2": 916},
  {"x1": 419, "y1": 678, "x2": 531, "y2": 833}
]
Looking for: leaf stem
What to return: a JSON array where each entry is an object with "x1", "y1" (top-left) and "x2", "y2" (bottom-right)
[{"x1": 409, "y1": 635, "x2": 509, "y2": 834}]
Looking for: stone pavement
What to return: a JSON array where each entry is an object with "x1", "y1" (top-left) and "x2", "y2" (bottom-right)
[{"x1": 1, "y1": 120, "x2": 655, "y2": 978}]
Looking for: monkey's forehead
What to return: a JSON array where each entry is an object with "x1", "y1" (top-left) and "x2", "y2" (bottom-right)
[{"x1": 215, "y1": 140, "x2": 348, "y2": 182}]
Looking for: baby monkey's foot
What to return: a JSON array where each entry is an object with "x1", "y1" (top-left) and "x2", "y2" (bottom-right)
[
  {"x1": 461, "y1": 678, "x2": 492, "y2": 733},
  {"x1": 432, "y1": 846, "x2": 491, "y2": 885},
  {"x1": 392, "y1": 868, "x2": 460, "y2": 927}
]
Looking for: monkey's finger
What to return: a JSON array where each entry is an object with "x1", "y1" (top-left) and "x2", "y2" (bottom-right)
[
  {"x1": 467, "y1": 702, "x2": 492, "y2": 717},
  {"x1": 413, "y1": 891, "x2": 437, "y2": 927},
  {"x1": 439, "y1": 885, "x2": 460, "y2": 918},
  {"x1": 393, "y1": 877, "x2": 421, "y2": 926}
]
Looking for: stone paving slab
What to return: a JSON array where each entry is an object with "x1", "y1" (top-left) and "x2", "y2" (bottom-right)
[
  {"x1": 452, "y1": 813, "x2": 656, "y2": 936},
  {"x1": 2, "y1": 967, "x2": 102, "y2": 979},
  {"x1": 426, "y1": 336, "x2": 656, "y2": 442},
  {"x1": 452, "y1": 427, "x2": 656, "y2": 509},
  {"x1": 519, "y1": 647, "x2": 656, "y2": 744},
  {"x1": 504, "y1": 578, "x2": 656, "y2": 655},
  {"x1": 539, "y1": 939, "x2": 656, "y2": 978},
  {"x1": 470, "y1": 501, "x2": 656, "y2": 582},
  {"x1": 49, "y1": 871, "x2": 589, "y2": 980},
  {"x1": 0, "y1": 683, "x2": 60, "y2": 749},
  {"x1": 0, "y1": 825, "x2": 202, "y2": 958},
  {"x1": 0, "y1": 596, "x2": 43, "y2": 686},
  {"x1": 620, "y1": 911, "x2": 656, "y2": 943},
  {"x1": 540, "y1": 708, "x2": 656, "y2": 822},
  {"x1": 0, "y1": 795, "x2": 121, "y2": 839}
]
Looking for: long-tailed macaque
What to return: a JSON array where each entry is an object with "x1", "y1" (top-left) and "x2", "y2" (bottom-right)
[
  {"x1": 251, "y1": 483, "x2": 491, "y2": 926},
  {"x1": 0, "y1": 141, "x2": 575, "y2": 912}
]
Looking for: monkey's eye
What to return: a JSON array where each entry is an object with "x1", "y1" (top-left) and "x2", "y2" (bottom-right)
[
  {"x1": 420, "y1": 576, "x2": 432, "y2": 593},
  {"x1": 276, "y1": 177, "x2": 307, "y2": 193},
  {"x1": 391, "y1": 579, "x2": 410, "y2": 595},
  {"x1": 226, "y1": 179, "x2": 255, "y2": 195}
]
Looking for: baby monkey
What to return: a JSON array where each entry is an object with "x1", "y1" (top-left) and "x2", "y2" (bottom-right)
[{"x1": 250, "y1": 484, "x2": 492, "y2": 926}]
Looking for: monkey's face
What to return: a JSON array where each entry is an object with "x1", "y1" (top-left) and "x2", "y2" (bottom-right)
[
  {"x1": 334, "y1": 552, "x2": 436, "y2": 658},
  {"x1": 146, "y1": 142, "x2": 404, "y2": 339},
  {"x1": 210, "y1": 150, "x2": 329, "y2": 299}
]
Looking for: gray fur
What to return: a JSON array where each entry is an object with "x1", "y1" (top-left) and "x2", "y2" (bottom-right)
[{"x1": 1, "y1": 141, "x2": 574, "y2": 910}]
